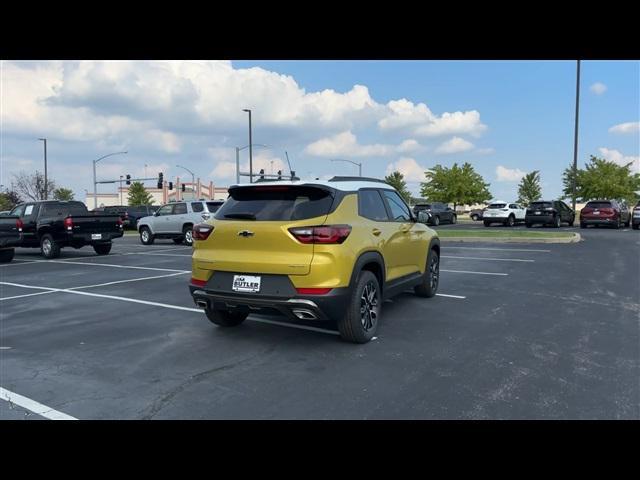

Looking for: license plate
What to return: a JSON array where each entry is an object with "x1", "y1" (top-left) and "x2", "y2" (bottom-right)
[
  {"x1": 232, "y1": 275, "x2": 261, "y2": 293},
  {"x1": 593, "y1": 211, "x2": 600, "y2": 215},
  {"x1": 535, "y1": 211, "x2": 541, "y2": 215},
  {"x1": 91, "y1": 233, "x2": 102, "y2": 240}
]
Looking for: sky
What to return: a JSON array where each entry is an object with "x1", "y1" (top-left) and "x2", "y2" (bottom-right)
[{"x1": 1, "y1": 60, "x2": 638, "y2": 203}]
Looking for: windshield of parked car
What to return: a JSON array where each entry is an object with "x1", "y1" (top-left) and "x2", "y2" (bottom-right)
[
  {"x1": 216, "y1": 186, "x2": 334, "y2": 221},
  {"x1": 487, "y1": 203, "x2": 507, "y2": 209},
  {"x1": 585, "y1": 201, "x2": 612, "y2": 209}
]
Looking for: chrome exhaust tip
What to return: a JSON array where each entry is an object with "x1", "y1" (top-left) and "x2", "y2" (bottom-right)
[
  {"x1": 195, "y1": 299, "x2": 208, "y2": 309},
  {"x1": 292, "y1": 309, "x2": 317, "y2": 320}
]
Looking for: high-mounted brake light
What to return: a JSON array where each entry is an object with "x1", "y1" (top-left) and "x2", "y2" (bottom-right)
[
  {"x1": 288, "y1": 225, "x2": 352, "y2": 244},
  {"x1": 64, "y1": 217, "x2": 73, "y2": 231},
  {"x1": 193, "y1": 223, "x2": 214, "y2": 241},
  {"x1": 16, "y1": 218, "x2": 24, "y2": 232}
]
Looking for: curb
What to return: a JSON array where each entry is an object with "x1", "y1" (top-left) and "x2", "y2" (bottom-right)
[{"x1": 439, "y1": 233, "x2": 581, "y2": 244}]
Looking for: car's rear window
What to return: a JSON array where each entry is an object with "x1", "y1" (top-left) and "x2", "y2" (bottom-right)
[
  {"x1": 215, "y1": 186, "x2": 334, "y2": 221},
  {"x1": 43, "y1": 202, "x2": 89, "y2": 216},
  {"x1": 488, "y1": 203, "x2": 507, "y2": 209},
  {"x1": 206, "y1": 202, "x2": 223, "y2": 213},
  {"x1": 529, "y1": 202, "x2": 552, "y2": 209},
  {"x1": 585, "y1": 201, "x2": 612, "y2": 209},
  {"x1": 414, "y1": 204, "x2": 431, "y2": 210}
]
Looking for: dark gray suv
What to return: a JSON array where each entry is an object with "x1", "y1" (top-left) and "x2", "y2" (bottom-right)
[{"x1": 413, "y1": 202, "x2": 456, "y2": 226}]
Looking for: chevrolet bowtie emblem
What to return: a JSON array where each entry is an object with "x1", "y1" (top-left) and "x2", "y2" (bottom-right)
[{"x1": 238, "y1": 230, "x2": 254, "y2": 237}]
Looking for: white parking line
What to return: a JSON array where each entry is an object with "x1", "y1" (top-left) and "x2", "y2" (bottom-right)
[
  {"x1": 24, "y1": 259, "x2": 190, "y2": 273},
  {"x1": 441, "y1": 269, "x2": 508, "y2": 276},
  {"x1": 0, "y1": 387, "x2": 77, "y2": 420},
  {"x1": 0, "y1": 290, "x2": 58, "y2": 301},
  {"x1": 122, "y1": 252, "x2": 192, "y2": 257},
  {"x1": 444, "y1": 246, "x2": 551, "y2": 253},
  {"x1": 435, "y1": 293, "x2": 466, "y2": 299},
  {"x1": 68, "y1": 272, "x2": 190, "y2": 290},
  {"x1": 441, "y1": 255, "x2": 535, "y2": 263}
]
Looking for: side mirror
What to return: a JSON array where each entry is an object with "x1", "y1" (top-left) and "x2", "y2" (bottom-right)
[{"x1": 418, "y1": 211, "x2": 431, "y2": 224}]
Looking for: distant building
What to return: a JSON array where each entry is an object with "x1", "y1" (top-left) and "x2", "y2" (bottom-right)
[{"x1": 86, "y1": 177, "x2": 228, "y2": 207}]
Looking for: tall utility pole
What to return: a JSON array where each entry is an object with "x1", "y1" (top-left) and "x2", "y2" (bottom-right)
[
  {"x1": 38, "y1": 138, "x2": 47, "y2": 199},
  {"x1": 119, "y1": 176, "x2": 124, "y2": 204},
  {"x1": 176, "y1": 164, "x2": 195, "y2": 198},
  {"x1": 243, "y1": 109, "x2": 253, "y2": 182},
  {"x1": 92, "y1": 151, "x2": 128, "y2": 209},
  {"x1": 572, "y1": 60, "x2": 581, "y2": 211}
]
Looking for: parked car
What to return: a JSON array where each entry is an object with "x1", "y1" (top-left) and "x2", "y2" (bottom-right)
[
  {"x1": 413, "y1": 202, "x2": 456, "y2": 226},
  {"x1": 9, "y1": 200, "x2": 123, "y2": 258},
  {"x1": 95, "y1": 205, "x2": 159, "y2": 229},
  {"x1": 580, "y1": 200, "x2": 630, "y2": 229},
  {"x1": 632, "y1": 200, "x2": 640, "y2": 230},
  {"x1": 137, "y1": 200, "x2": 224, "y2": 246},
  {"x1": 0, "y1": 213, "x2": 23, "y2": 263},
  {"x1": 525, "y1": 200, "x2": 575, "y2": 228},
  {"x1": 469, "y1": 207, "x2": 485, "y2": 221},
  {"x1": 189, "y1": 178, "x2": 440, "y2": 343},
  {"x1": 483, "y1": 201, "x2": 526, "y2": 227},
  {"x1": 0, "y1": 211, "x2": 12, "y2": 216}
]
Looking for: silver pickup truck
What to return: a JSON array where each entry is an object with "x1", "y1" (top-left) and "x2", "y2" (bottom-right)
[{"x1": 137, "y1": 200, "x2": 224, "y2": 246}]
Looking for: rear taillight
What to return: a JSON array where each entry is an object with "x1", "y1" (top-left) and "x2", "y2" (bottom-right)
[
  {"x1": 64, "y1": 217, "x2": 73, "y2": 231},
  {"x1": 16, "y1": 219, "x2": 24, "y2": 232},
  {"x1": 116, "y1": 218, "x2": 123, "y2": 228},
  {"x1": 191, "y1": 278, "x2": 207, "y2": 287},
  {"x1": 288, "y1": 225, "x2": 352, "y2": 244},
  {"x1": 193, "y1": 223, "x2": 214, "y2": 241},
  {"x1": 296, "y1": 288, "x2": 333, "y2": 295}
]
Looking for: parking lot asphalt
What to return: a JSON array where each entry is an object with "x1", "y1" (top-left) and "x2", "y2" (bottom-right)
[{"x1": 1, "y1": 227, "x2": 638, "y2": 419}]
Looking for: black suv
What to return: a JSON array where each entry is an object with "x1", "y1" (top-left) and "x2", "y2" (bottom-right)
[
  {"x1": 525, "y1": 200, "x2": 575, "y2": 228},
  {"x1": 95, "y1": 205, "x2": 159, "y2": 229},
  {"x1": 413, "y1": 202, "x2": 456, "y2": 226}
]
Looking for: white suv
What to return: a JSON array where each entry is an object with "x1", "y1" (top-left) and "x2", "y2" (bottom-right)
[{"x1": 483, "y1": 201, "x2": 526, "y2": 227}]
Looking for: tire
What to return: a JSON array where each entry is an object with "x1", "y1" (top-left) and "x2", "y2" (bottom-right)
[
  {"x1": 0, "y1": 249, "x2": 15, "y2": 263},
  {"x1": 505, "y1": 215, "x2": 515, "y2": 227},
  {"x1": 451, "y1": 215, "x2": 457, "y2": 224},
  {"x1": 432, "y1": 216, "x2": 440, "y2": 226},
  {"x1": 624, "y1": 217, "x2": 630, "y2": 227},
  {"x1": 568, "y1": 216, "x2": 575, "y2": 227},
  {"x1": 554, "y1": 215, "x2": 561, "y2": 228},
  {"x1": 205, "y1": 308, "x2": 248, "y2": 327},
  {"x1": 483, "y1": 220, "x2": 491, "y2": 227},
  {"x1": 172, "y1": 238, "x2": 184, "y2": 245},
  {"x1": 613, "y1": 217, "x2": 621, "y2": 229},
  {"x1": 139, "y1": 227, "x2": 154, "y2": 245},
  {"x1": 580, "y1": 222, "x2": 586, "y2": 229},
  {"x1": 525, "y1": 222, "x2": 532, "y2": 228},
  {"x1": 93, "y1": 243, "x2": 112, "y2": 255},
  {"x1": 414, "y1": 248, "x2": 439, "y2": 298},
  {"x1": 633, "y1": 224, "x2": 639, "y2": 230},
  {"x1": 182, "y1": 225, "x2": 194, "y2": 246},
  {"x1": 40, "y1": 234, "x2": 61, "y2": 259},
  {"x1": 337, "y1": 270, "x2": 381, "y2": 344},
  {"x1": 471, "y1": 214, "x2": 478, "y2": 221}
]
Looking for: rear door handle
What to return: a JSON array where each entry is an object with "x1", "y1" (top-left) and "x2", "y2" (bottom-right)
[{"x1": 372, "y1": 228, "x2": 382, "y2": 236}]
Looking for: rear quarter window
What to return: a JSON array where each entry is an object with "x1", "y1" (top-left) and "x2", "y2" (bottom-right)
[
  {"x1": 585, "y1": 201, "x2": 612, "y2": 209},
  {"x1": 488, "y1": 203, "x2": 507, "y2": 209},
  {"x1": 191, "y1": 202, "x2": 204, "y2": 213}
]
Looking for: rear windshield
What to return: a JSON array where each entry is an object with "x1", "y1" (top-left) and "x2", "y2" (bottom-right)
[
  {"x1": 529, "y1": 202, "x2": 552, "y2": 209},
  {"x1": 585, "y1": 201, "x2": 612, "y2": 209},
  {"x1": 215, "y1": 186, "x2": 334, "y2": 221},
  {"x1": 206, "y1": 202, "x2": 223, "y2": 213},
  {"x1": 414, "y1": 204, "x2": 431, "y2": 210},
  {"x1": 487, "y1": 203, "x2": 507, "y2": 209},
  {"x1": 42, "y1": 202, "x2": 89, "y2": 216}
]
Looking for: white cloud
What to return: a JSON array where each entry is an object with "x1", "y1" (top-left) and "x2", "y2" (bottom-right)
[
  {"x1": 608, "y1": 122, "x2": 640, "y2": 135},
  {"x1": 590, "y1": 82, "x2": 607, "y2": 95},
  {"x1": 397, "y1": 139, "x2": 421, "y2": 153},
  {"x1": 304, "y1": 131, "x2": 424, "y2": 158},
  {"x1": 385, "y1": 157, "x2": 428, "y2": 183},
  {"x1": 434, "y1": 136, "x2": 474, "y2": 154},
  {"x1": 496, "y1": 165, "x2": 526, "y2": 182},
  {"x1": 476, "y1": 147, "x2": 495, "y2": 155},
  {"x1": 598, "y1": 147, "x2": 640, "y2": 173}
]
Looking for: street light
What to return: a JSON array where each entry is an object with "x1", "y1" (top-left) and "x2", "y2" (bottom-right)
[
  {"x1": 330, "y1": 158, "x2": 362, "y2": 177},
  {"x1": 571, "y1": 60, "x2": 581, "y2": 212},
  {"x1": 242, "y1": 109, "x2": 253, "y2": 182},
  {"x1": 235, "y1": 144, "x2": 268, "y2": 184},
  {"x1": 119, "y1": 175, "x2": 124, "y2": 205},
  {"x1": 37, "y1": 138, "x2": 47, "y2": 199},
  {"x1": 92, "y1": 151, "x2": 128, "y2": 209},
  {"x1": 176, "y1": 164, "x2": 195, "y2": 198}
]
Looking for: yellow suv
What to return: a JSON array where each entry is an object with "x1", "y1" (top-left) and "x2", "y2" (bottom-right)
[{"x1": 189, "y1": 177, "x2": 440, "y2": 343}]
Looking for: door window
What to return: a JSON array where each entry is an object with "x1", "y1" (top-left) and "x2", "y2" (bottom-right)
[
  {"x1": 358, "y1": 190, "x2": 389, "y2": 221},
  {"x1": 156, "y1": 205, "x2": 174, "y2": 216},
  {"x1": 10, "y1": 204, "x2": 26, "y2": 217},
  {"x1": 382, "y1": 190, "x2": 412, "y2": 222}
]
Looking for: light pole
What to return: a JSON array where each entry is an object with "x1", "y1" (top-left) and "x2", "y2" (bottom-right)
[
  {"x1": 242, "y1": 109, "x2": 253, "y2": 182},
  {"x1": 330, "y1": 158, "x2": 362, "y2": 177},
  {"x1": 571, "y1": 60, "x2": 581, "y2": 212},
  {"x1": 235, "y1": 144, "x2": 268, "y2": 184},
  {"x1": 37, "y1": 138, "x2": 47, "y2": 199},
  {"x1": 176, "y1": 164, "x2": 195, "y2": 198},
  {"x1": 119, "y1": 176, "x2": 124, "y2": 204},
  {"x1": 92, "y1": 151, "x2": 128, "y2": 209}
]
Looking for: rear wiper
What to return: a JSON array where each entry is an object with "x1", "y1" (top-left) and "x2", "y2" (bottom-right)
[{"x1": 224, "y1": 213, "x2": 256, "y2": 220}]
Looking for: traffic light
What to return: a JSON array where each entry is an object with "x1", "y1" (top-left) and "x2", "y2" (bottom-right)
[
  {"x1": 168, "y1": 182, "x2": 173, "y2": 190},
  {"x1": 277, "y1": 170, "x2": 282, "y2": 180},
  {"x1": 157, "y1": 172, "x2": 163, "y2": 189},
  {"x1": 259, "y1": 169, "x2": 265, "y2": 180},
  {"x1": 181, "y1": 184, "x2": 186, "y2": 192},
  {"x1": 125, "y1": 174, "x2": 131, "y2": 185}
]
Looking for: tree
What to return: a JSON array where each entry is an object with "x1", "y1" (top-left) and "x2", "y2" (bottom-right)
[
  {"x1": 384, "y1": 171, "x2": 412, "y2": 203},
  {"x1": 0, "y1": 189, "x2": 22, "y2": 211},
  {"x1": 517, "y1": 171, "x2": 542, "y2": 206},
  {"x1": 420, "y1": 162, "x2": 492, "y2": 209},
  {"x1": 127, "y1": 182, "x2": 155, "y2": 206},
  {"x1": 53, "y1": 187, "x2": 74, "y2": 201},
  {"x1": 12, "y1": 171, "x2": 56, "y2": 201},
  {"x1": 562, "y1": 155, "x2": 640, "y2": 204}
]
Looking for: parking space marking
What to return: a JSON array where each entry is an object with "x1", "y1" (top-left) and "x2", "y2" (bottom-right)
[
  {"x1": 24, "y1": 259, "x2": 190, "y2": 273},
  {"x1": 0, "y1": 387, "x2": 77, "y2": 420},
  {"x1": 0, "y1": 290, "x2": 58, "y2": 301},
  {"x1": 444, "y1": 246, "x2": 551, "y2": 253},
  {"x1": 441, "y1": 269, "x2": 508, "y2": 276},
  {"x1": 68, "y1": 272, "x2": 190, "y2": 290},
  {"x1": 435, "y1": 293, "x2": 466, "y2": 299},
  {"x1": 122, "y1": 252, "x2": 192, "y2": 257},
  {"x1": 441, "y1": 255, "x2": 535, "y2": 263}
]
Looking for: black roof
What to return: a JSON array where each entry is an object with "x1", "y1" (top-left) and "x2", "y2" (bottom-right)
[{"x1": 328, "y1": 176, "x2": 388, "y2": 184}]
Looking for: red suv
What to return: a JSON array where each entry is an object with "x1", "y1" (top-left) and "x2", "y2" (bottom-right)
[{"x1": 580, "y1": 200, "x2": 631, "y2": 229}]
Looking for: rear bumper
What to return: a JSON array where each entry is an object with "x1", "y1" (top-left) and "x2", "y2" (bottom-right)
[
  {"x1": 189, "y1": 285, "x2": 351, "y2": 322},
  {"x1": 67, "y1": 231, "x2": 123, "y2": 243},
  {"x1": 525, "y1": 214, "x2": 554, "y2": 224},
  {"x1": 484, "y1": 216, "x2": 509, "y2": 222},
  {"x1": 580, "y1": 217, "x2": 617, "y2": 225},
  {"x1": 632, "y1": 216, "x2": 640, "y2": 226}
]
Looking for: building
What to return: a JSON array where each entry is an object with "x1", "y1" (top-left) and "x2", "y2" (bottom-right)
[{"x1": 85, "y1": 177, "x2": 228, "y2": 208}]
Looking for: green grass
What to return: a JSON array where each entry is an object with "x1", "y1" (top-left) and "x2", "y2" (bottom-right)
[{"x1": 435, "y1": 229, "x2": 575, "y2": 239}]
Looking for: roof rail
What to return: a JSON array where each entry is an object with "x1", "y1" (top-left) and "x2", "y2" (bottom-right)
[{"x1": 328, "y1": 176, "x2": 388, "y2": 184}]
